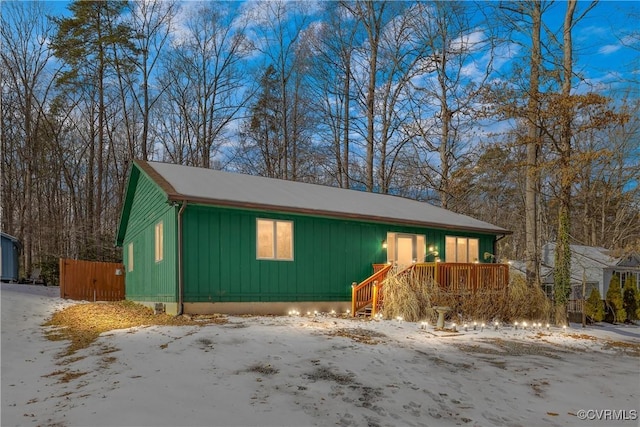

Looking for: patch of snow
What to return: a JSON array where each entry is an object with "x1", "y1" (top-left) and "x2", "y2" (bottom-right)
[{"x1": 2, "y1": 283, "x2": 638, "y2": 427}]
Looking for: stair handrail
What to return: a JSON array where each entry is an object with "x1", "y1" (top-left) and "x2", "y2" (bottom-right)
[
  {"x1": 369, "y1": 263, "x2": 418, "y2": 318},
  {"x1": 351, "y1": 263, "x2": 393, "y2": 316}
]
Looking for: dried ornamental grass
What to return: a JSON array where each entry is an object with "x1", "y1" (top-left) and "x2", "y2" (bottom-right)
[
  {"x1": 43, "y1": 300, "x2": 226, "y2": 356},
  {"x1": 382, "y1": 271, "x2": 435, "y2": 322},
  {"x1": 382, "y1": 269, "x2": 552, "y2": 324}
]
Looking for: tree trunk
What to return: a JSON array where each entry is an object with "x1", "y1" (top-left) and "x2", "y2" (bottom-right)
[
  {"x1": 525, "y1": 0, "x2": 542, "y2": 289},
  {"x1": 364, "y1": 1, "x2": 383, "y2": 192},
  {"x1": 554, "y1": 0, "x2": 577, "y2": 324},
  {"x1": 342, "y1": 62, "x2": 351, "y2": 189}
]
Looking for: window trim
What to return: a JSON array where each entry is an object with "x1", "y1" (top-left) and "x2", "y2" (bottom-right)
[
  {"x1": 155, "y1": 221, "x2": 163, "y2": 262},
  {"x1": 256, "y1": 218, "x2": 294, "y2": 261}
]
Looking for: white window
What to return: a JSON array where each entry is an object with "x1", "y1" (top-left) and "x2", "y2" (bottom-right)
[
  {"x1": 257, "y1": 219, "x2": 293, "y2": 260},
  {"x1": 445, "y1": 236, "x2": 479, "y2": 263},
  {"x1": 127, "y1": 242, "x2": 134, "y2": 272},
  {"x1": 155, "y1": 221, "x2": 163, "y2": 262}
]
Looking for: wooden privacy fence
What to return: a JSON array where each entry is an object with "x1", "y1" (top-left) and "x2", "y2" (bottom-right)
[{"x1": 59, "y1": 258, "x2": 125, "y2": 301}]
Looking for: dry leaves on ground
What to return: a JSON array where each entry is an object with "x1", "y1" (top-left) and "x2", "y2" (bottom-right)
[
  {"x1": 327, "y1": 327, "x2": 387, "y2": 345},
  {"x1": 43, "y1": 300, "x2": 226, "y2": 357}
]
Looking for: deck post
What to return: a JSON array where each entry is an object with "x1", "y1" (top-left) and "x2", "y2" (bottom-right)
[
  {"x1": 371, "y1": 281, "x2": 379, "y2": 318},
  {"x1": 351, "y1": 282, "x2": 357, "y2": 317}
]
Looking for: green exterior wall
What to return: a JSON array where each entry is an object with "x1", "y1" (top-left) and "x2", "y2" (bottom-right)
[
  {"x1": 119, "y1": 166, "x2": 500, "y2": 306},
  {"x1": 181, "y1": 204, "x2": 497, "y2": 303},
  {"x1": 121, "y1": 170, "x2": 178, "y2": 303}
]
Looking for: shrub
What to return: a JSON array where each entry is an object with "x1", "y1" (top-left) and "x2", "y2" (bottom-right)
[
  {"x1": 606, "y1": 275, "x2": 625, "y2": 323},
  {"x1": 584, "y1": 288, "x2": 605, "y2": 322},
  {"x1": 37, "y1": 255, "x2": 59, "y2": 286},
  {"x1": 505, "y1": 274, "x2": 552, "y2": 323},
  {"x1": 622, "y1": 276, "x2": 638, "y2": 322}
]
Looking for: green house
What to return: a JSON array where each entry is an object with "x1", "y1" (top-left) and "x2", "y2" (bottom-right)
[{"x1": 116, "y1": 161, "x2": 510, "y2": 315}]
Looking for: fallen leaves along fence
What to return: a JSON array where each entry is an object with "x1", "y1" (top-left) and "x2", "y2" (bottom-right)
[{"x1": 59, "y1": 258, "x2": 125, "y2": 301}]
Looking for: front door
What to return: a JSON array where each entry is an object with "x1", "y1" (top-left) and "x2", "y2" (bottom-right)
[
  {"x1": 397, "y1": 236, "x2": 414, "y2": 268},
  {"x1": 387, "y1": 233, "x2": 426, "y2": 268}
]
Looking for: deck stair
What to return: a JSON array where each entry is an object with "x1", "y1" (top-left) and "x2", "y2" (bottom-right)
[
  {"x1": 351, "y1": 263, "x2": 392, "y2": 318},
  {"x1": 351, "y1": 263, "x2": 416, "y2": 317},
  {"x1": 355, "y1": 305, "x2": 373, "y2": 317}
]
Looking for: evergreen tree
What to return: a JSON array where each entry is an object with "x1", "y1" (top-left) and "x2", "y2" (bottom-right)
[
  {"x1": 238, "y1": 65, "x2": 284, "y2": 178},
  {"x1": 585, "y1": 288, "x2": 605, "y2": 322},
  {"x1": 49, "y1": 0, "x2": 137, "y2": 260},
  {"x1": 636, "y1": 286, "x2": 640, "y2": 320},
  {"x1": 606, "y1": 275, "x2": 625, "y2": 323},
  {"x1": 622, "y1": 276, "x2": 638, "y2": 322}
]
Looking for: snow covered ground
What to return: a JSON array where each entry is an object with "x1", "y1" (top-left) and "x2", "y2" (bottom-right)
[{"x1": 1, "y1": 283, "x2": 639, "y2": 427}]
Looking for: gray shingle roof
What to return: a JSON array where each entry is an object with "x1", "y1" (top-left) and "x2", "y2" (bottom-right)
[
  {"x1": 140, "y1": 160, "x2": 510, "y2": 235},
  {"x1": 537, "y1": 243, "x2": 619, "y2": 285}
]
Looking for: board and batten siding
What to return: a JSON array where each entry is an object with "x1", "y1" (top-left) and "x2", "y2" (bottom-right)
[
  {"x1": 181, "y1": 204, "x2": 497, "y2": 303},
  {"x1": 121, "y1": 170, "x2": 177, "y2": 303}
]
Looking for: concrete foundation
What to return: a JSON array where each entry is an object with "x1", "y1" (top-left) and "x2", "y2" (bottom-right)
[{"x1": 134, "y1": 300, "x2": 351, "y2": 316}]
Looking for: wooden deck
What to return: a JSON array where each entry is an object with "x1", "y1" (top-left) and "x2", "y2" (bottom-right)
[{"x1": 352, "y1": 262, "x2": 509, "y2": 317}]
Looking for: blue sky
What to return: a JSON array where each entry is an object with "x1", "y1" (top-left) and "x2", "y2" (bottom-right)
[
  {"x1": 41, "y1": 0, "x2": 638, "y2": 93},
  {"x1": 560, "y1": 1, "x2": 639, "y2": 93},
  {"x1": 38, "y1": 1, "x2": 638, "y2": 178}
]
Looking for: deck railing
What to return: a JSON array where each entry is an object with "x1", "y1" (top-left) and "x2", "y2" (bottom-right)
[
  {"x1": 352, "y1": 262, "x2": 509, "y2": 317},
  {"x1": 435, "y1": 263, "x2": 509, "y2": 293}
]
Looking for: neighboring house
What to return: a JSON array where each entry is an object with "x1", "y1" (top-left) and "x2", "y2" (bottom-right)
[
  {"x1": 116, "y1": 161, "x2": 510, "y2": 315},
  {"x1": 541, "y1": 243, "x2": 617, "y2": 301},
  {"x1": 603, "y1": 253, "x2": 640, "y2": 295},
  {"x1": 1, "y1": 232, "x2": 21, "y2": 282},
  {"x1": 512, "y1": 244, "x2": 640, "y2": 304}
]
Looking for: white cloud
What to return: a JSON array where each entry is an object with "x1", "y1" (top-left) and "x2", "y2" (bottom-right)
[
  {"x1": 598, "y1": 44, "x2": 622, "y2": 55},
  {"x1": 450, "y1": 30, "x2": 485, "y2": 53},
  {"x1": 492, "y1": 42, "x2": 520, "y2": 71}
]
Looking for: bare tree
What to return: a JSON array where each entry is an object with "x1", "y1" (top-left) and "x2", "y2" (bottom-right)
[
  {"x1": 237, "y1": 65, "x2": 283, "y2": 178},
  {"x1": 1, "y1": 0, "x2": 57, "y2": 274},
  {"x1": 495, "y1": 0, "x2": 550, "y2": 287},
  {"x1": 572, "y1": 99, "x2": 639, "y2": 250},
  {"x1": 340, "y1": 0, "x2": 386, "y2": 192},
  {"x1": 553, "y1": 0, "x2": 586, "y2": 321},
  {"x1": 524, "y1": 1, "x2": 543, "y2": 288},
  {"x1": 126, "y1": 0, "x2": 177, "y2": 161},
  {"x1": 306, "y1": 3, "x2": 359, "y2": 188},
  {"x1": 234, "y1": 0, "x2": 317, "y2": 180},
  {"x1": 158, "y1": 2, "x2": 251, "y2": 168},
  {"x1": 403, "y1": 1, "x2": 494, "y2": 207}
]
